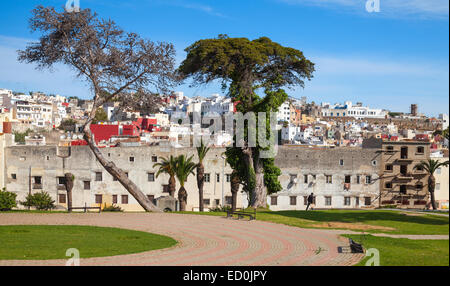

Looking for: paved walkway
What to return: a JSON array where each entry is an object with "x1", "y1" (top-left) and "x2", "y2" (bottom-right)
[
  {"x1": 369, "y1": 233, "x2": 449, "y2": 240},
  {"x1": 0, "y1": 213, "x2": 363, "y2": 266}
]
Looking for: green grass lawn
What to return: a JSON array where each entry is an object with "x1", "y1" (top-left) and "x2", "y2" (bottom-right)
[
  {"x1": 0, "y1": 225, "x2": 177, "y2": 260},
  {"x1": 344, "y1": 234, "x2": 449, "y2": 266},
  {"x1": 177, "y1": 209, "x2": 449, "y2": 235}
]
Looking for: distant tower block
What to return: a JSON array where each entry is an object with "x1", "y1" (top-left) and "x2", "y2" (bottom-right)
[{"x1": 411, "y1": 104, "x2": 418, "y2": 116}]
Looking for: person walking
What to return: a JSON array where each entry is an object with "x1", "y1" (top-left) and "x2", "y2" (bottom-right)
[{"x1": 306, "y1": 193, "x2": 315, "y2": 211}]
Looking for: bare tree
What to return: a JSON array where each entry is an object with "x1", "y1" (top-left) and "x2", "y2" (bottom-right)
[{"x1": 18, "y1": 6, "x2": 178, "y2": 212}]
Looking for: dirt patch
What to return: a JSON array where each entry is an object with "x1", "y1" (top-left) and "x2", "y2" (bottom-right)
[
  {"x1": 311, "y1": 222, "x2": 395, "y2": 231},
  {"x1": 401, "y1": 212, "x2": 426, "y2": 217}
]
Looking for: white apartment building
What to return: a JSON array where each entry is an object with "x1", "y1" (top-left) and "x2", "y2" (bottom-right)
[
  {"x1": 439, "y1": 114, "x2": 449, "y2": 130},
  {"x1": 277, "y1": 100, "x2": 291, "y2": 123},
  {"x1": 321, "y1": 101, "x2": 387, "y2": 119}
]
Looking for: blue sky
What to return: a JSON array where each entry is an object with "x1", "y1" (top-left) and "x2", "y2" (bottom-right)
[{"x1": 0, "y1": 0, "x2": 448, "y2": 116}]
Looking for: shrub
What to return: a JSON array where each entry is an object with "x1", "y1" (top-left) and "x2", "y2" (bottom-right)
[
  {"x1": 102, "y1": 204, "x2": 123, "y2": 212},
  {"x1": 0, "y1": 188, "x2": 17, "y2": 211},
  {"x1": 209, "y1": 205, "x2": 231, "y2": 212},
  {"x1": 20, "y1": 191, "x2": 55, "y2": 211}
]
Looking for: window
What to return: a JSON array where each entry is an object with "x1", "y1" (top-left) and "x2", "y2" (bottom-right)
[
  {"x1": 290, "y1": 174, "x2": 297, "y2": 182},
  {"x1": 163, "y1": 185, "x2": 170, "y2": 193},
  {"x1": 385, "y1": 182, "x2": 393, "y2": 189},
  {"x1": 59, "y1": 194, "x2": 66, "y2": 204},
  {"x1": 345, "y1": 175, "x2": 351, "y2": 184},
  {"x1": 436, "y1": 168, "x2": 441, "y2": 174},
  {"x1": 304, "y1": 175, "x2": 308, "y2": 184},
  {"x1": 325, "y1": 196, "x2": 332, "y2": 206},
  {"x1": 415, "y1": 183, "x2": 423, "y2": 191},
  {"x1": 152, "y1": 156, "x2": 158, "y2": 163},
  {"x1": 58, "y1": 177, "x2": 66, "y2": 185},
  {"x1": 216, "y1": 174, "x2": 220, "y2": 183},
  {"x1": 356, "y1": 175, "x2": 361, "y2": 184},
  {"x1": 416, "y1": 146, "x2": 424, "y2": 154},
  {"x1": 344, "y1": 197, "x2": 351, "y2": 206},
  {"x1": 11, "y1": 173, "x2": 17, "y2": 180},
  {"x1": 215, "y1": 199, "x2": 220, "y2": 206},
  {"x1": 95, "y1": 172, "x2": 102, "y2": 181},
  {"x1": 129, "y1": 156, "x2": 135, "y2": 162},
  {"x1": 225, "y1": 196, "x2": 233, "y2": 205},
  {"x1": 339, "y1": 159, "x2": 344, "y2": 166},
  {"x1": 226, "y1": 174, "x2": 231, "y2": 182},
  {"x1": 113, "y1": 195, "x2": 118, "y2": 204},
  {"x1": 34, "y1": 176, "x2": 42, "y2": 184},
  {"x1": 203, "y1": 199, "x2": 210, "y2": 206},
  {"x1": 385, "y1": 164, "x2": 393, "y2": 171},
  {"x1": 364, "y1": 197, "x2": 371, "y2": 206},
  {"x1": 400, "y1": 165, "x2": 408, "y2": 176},
  {"x1": 365, "y1": 176, "x2": 372, "y2": 184},
  {"x1": 290, "y1": 196, "x2": 297, "y2": 206},
  {"x1": 271, "y1": 196, "x2": 278, "y2": 206},
  {"x1": 204, "y1": 174, "x2": 210, "y2": 183},
  {"x1": 326, "y1": 175, "x2": 332, "y2": 184},
  {"x1": 95, "y1": 195, "x2": 103, "y2": 204},
  {"x1": 400, "y1": 147, "x2": 408, "y2": 159},
  {"x1": 121, "y1": 195, "x2": 129, "y2": 204},
  {"x1": 436, "y1": 183, "x2": 441, "y2": 191},
  {"x1": 386, "y1": 146, "x2": 394, "y2": 153},
  {"x1": 147, "y1": 195, "x2": 155, "y2": 204},
  {"x1": 303, "y1": 196, "x2": 308, "y2": 205},
  {"x1": 372, "y1": 160, "x2": 377, "y2": 166},
  {"x1": 400, "y1": 185, "x2": 407, "y2": 194},
  {"x1": 84, "y1": 181, "x2": 91, "y2": 190},
  {"x1": 148, "y1": 173, "x2": 155, "y2": 182},
  {"x1": 355, "y1": 197, "x2": 359, "y2": 206}
]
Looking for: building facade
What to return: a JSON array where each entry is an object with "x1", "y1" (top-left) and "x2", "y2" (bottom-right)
[
  {"x1": 269, "y1": 146, "x2": 381, "y2": 210},
  {"x1": 365, "y1": 139, "x2": 431, "y2": 208}
]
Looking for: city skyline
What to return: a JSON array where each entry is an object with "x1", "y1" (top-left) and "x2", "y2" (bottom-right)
[{"x1": 0, "y1": 0, "x2": 448, "y2": 116}]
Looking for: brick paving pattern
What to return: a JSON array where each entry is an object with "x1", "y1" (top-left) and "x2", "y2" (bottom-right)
[{"x1": 0, "y1": 213, "x2": 364, "y2": 266}]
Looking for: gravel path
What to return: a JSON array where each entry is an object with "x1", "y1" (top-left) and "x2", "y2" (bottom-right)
[{"x1": 0, "y1": 213, "x2": 363, "y2": 266}]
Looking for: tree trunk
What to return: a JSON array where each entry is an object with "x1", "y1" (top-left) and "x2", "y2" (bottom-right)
[
  {"x1": 428, "y1": 175, "x2": 437, "y2": 210},
  {"x1": 169, "y1": 175, "x2": 176, "y2": 197},
  {"x1": 83, "y1": 115, "x2": 161, "y2": 212},
  {"x1": 64, "y1": 173, "x2": 74, "y2": 212},
  {"x1": 230, "y1": 171, "x2": 240, "y2": 212},
  {"x1": 197, "y1": 164, "x2": 204, "y2": 212},
  {"x1": 252, "y1": 153, "x2": 267, "y2": 208},
  {"x1": 178, "y1": 186, "x2": 188, "y2": 212}
]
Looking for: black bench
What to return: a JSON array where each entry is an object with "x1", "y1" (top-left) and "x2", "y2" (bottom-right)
[
  {"x1": 349, "y1": 238, "x2": 364, "y2": 253},
  {"x1": 226, "y1": 208, "x2": 256, "y2": 220},
  {"x1": 68, "y1": 206, "x2": 101, "y2": 213}
]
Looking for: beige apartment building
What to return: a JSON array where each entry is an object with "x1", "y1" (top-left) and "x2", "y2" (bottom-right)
[
  {"x1": 378, "y1": 140, "x2": 431, "y2": 208},
  {"x1": 433, "y1": 156, "x2": 449, "y2": 210}
]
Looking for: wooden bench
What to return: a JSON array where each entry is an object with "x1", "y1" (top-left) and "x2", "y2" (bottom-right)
[
  {"x1": 68, "y1": 205, "x2": 101, "y2": 213},
  {"x1": 226, "y1": 208, "x2": 256, "y2": 220}
]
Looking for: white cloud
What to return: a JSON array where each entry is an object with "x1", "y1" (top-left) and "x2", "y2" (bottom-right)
[{"x1": 279, "y1": 0, "x2": 449, "y2": 19}]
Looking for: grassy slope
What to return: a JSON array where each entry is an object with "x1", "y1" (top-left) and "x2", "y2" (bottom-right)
[
  {"x1": 0, "y1": 225, "x2": 177, "y2": 260},
  {"x1": 177, "y1": 209, "x2": 449, "y2": 235},
  {"x1": 344, "y1": 234, "x2": 449, "y2": 266}
]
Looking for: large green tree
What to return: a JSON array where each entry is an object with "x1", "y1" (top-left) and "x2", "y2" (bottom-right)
[
  {"x1": 414, "y1": 159, "x2": 449, "y2": 210},
  {"x1": 179, "y1": 35, "x2": 314, "y2": 207}
]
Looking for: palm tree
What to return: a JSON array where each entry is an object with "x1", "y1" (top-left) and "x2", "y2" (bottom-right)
[
  {"x1": 175, "y1": 155, "x2": 197, "y2": 211},
  {"x1": 414, "y1": 159, "x2": 449, "y2": 210},
  {"x1": 153, "y1": 156, "x2": 177, "y2": 197},
  {"x1": 196, "y1": 140, "x2": 211, "y2": 212},
  {"x1": 230, "y1": 170, "x2": 240, "y2": 212}
]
